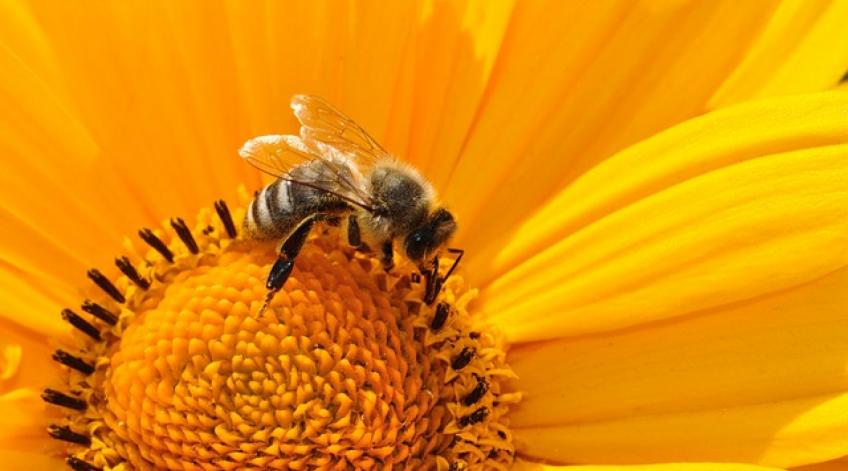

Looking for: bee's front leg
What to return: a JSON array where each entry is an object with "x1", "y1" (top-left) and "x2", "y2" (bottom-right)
[
  {"x1": 347, "y1": 215, "x2": 372, "y2": 253},
  {"x1": 347, "y1": 215, "x2": 361, "y2": 247},
  {"x1": 422, "y1": 256, "x2": 441, "y2": 305},
  {"x1": 420, "y1": 249, "x2": 463, "y2": 305}
]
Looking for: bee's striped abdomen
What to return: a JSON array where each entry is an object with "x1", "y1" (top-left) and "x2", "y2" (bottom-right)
[
  {"x1": 244, "y1": 159, "x2": 356, "y2": 241},
  {"x1": 245, "y1": 178, "x2": 296, "y2": 239}
]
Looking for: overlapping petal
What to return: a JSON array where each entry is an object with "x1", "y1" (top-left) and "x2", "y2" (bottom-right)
[
  {"x1": 0, "y1": 451, "x2": 64, "y2": 471},
  {"x1": 0, "y1": 0, "x2": 514, "y2": 337},
  {"x1": 794, "y1": 457, "x2": 848, "y2": 471},
  {"x1": 508, "y1": 266, "x2": 848, "y2": 466},
  {"x1": 0, "y1": 1, "x2": 844, "y2": 336},
  {"x1": 0, "y1": 389, "x2": 59, "y2": 454},
  {"x1": 0, "y1": 0, "x2": 845, "y2": 469},
  {"x1": 710, "y1": 0, "x2": 848, "y2": 107},
  {"x1": 514, "y1": 392, "x2": 848, "y2": 468},
  {"x1": 512, "y1": 462, "x2": 784, "y2": 471},
  {"x1": 0, "y1": 323, "x2": 55, "y2": 390},
  {"x1": 481, "y1": 91, "x2": 848, "y2": 342},
  {"x1": 444, "y1": 0, "x2": 848, "y2": 275}
]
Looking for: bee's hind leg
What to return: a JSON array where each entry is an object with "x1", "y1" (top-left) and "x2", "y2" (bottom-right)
[{"x1": 259, "y1": 216, "x2": 316, "y2": 315}]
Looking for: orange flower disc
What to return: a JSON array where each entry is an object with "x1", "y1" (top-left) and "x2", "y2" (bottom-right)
[{"x1": 51, "y1": 198, "x2": 519, "y2": 471}]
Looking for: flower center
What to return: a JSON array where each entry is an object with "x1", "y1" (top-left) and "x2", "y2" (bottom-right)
[{"x1": 46, "y1": 196, "x2": 519, "y2": 471}]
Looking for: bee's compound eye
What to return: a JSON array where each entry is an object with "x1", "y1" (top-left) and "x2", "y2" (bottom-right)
[{"x1": 405, "y1": 230, "x2": 430, "y2": 261}]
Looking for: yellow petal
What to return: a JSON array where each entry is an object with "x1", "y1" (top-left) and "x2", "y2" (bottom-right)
[
  {"x1": 793, "y1": 457, "x2": 848, "y2": 471},
  {"x1": 0, "y1": 265, "x2": 69, "y2": 337},
  {"x1": 0, "y1": 388, "x2": 60, "y2": 454},
  {"x1": 0, "y1": 320, "x2": 60, "y2": 393},
  {"x1": 514, "y1": 391, "x2": 848, "y2": 468},
  {"x1": 0, "y1": 451, "x2": 65, "y2": 471},
  {"x1": 710, "y1": 0, "x2": 848, "y2": 108},
  {"x1": 481, "y1": 91, "x2": 848, "y2": 342},
  {"x1": 513, "y1": 460, "x2": 784, "y2": 471},
  {"x1": 0, "y1": 344, "x2": 21, "y2": 381},
  {"x1": 444, "y1": 0, "x2": 819, "y2": 258},
  {"x1": 0, "y1": 1, "x2": 514, "y2": 324},
  {"x1": 392, "y1": 0, "x2": 515, "y2": 176},
  {"x1": 509, "y1": 267, "x2": 848, "y2": 467}
]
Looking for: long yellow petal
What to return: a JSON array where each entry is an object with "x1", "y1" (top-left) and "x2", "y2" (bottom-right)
[
  {"x1": 0, "y1": 321, "x2": 56, "y2": 393},
  {"x1": 512, "y1": 460, "x2": 784, "y2": 471},
  {"x1": 0, "y1": 1, "x2": 514, "y2": 332},
  {"x1": 444, "y1": 0, "x2": 814, "y2": 255},
  {"x1": 509, "y1": 267, "x2": 848, "y2": 466},
  {"x1": 710, "y1": 0, "x2": 848, "y2": 108},
  {"x1": 481, "y1": 91, "x2": 848, "y2": 342},
  {"x1": 514, "y1": 391, "x2": 848, "y2": 468},
  {"x1": 793, "y1": 457, "x2": 848, "y2": 471},
  {"x1": 0, "y1": 451, "x2": 65, "y2": 471},
  {"x1": 0, "y1": 265, "x2": 70, "y2": 337},
  {"x1": 392, "y1": 0, "x2": 515, "y2": 176},
  {"x1": 0, "y1": 388, "x2": 60, "y2": 454}
]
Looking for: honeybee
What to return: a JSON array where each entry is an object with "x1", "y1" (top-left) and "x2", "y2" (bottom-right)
[{"x1": 240, "y1": 95, "x2": 463, "y2": 310}]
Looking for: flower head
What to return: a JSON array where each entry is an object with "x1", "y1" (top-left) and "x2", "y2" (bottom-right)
[{"x1": 1, "y1": 1, "x2": 848, "y2": 470}]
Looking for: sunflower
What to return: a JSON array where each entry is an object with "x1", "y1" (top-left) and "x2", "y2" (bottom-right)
[{"x1": 2, "y1": 0, "x2": 848, "y2": 470}]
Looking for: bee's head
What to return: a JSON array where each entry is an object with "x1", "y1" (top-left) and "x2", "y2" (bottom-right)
[{"x1": 404, "y1": 208, "x2": 457, "y2": 263}]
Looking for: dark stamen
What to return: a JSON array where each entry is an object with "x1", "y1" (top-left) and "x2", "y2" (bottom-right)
[
  {"x1": 451, "y1": 347, "x2": 475, "y2": 370},
  {"x1": 86, "y1": 269, "x2": 125, "y2": 304},
  {"x1": 430, "y1": 302, "x2": 450, "y2": 331},
  {"x1": 138, "y1": 228, "x2": 174, "y2": 262},
  {"x1": 462, "y1": 378, "x2": 489, "y2": 406},
  {"x1": 47, "y1": 424, "x2": 90, "y2": 445},
  {"x1": 170, "y1": 218, "x2": 199, "y2": 254},
  {"x1": 202, "y1": 225, "x2": 214, "y2": 235},
  {"x1": 67, "y1": 457, "x2": 102, "y2": 471},
  {"x1": 115, "y1": 256, "x2": 150, "y2": 290},
  {"x1": 52, "y1": 350, "x2": 95, "y2": 375},
  {"x1": 458, "y1": 407, "x2": 488, "y2": 427},
  {"x1": 214, "y1": 200, "x2": 237, "y2": 238},
  {"x1": 81, "y1": 300, "x2": 118, "y2": 326},
  {"x1": 61, "y1": 309, "x2": 101, "y2": 341},
  {"x1": 41, "y1": 388, "x2": 87, "y2": 411}
]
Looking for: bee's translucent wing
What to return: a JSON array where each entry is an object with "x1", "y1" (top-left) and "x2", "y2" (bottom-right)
[
  {"x1": 239, "y1": 134, "x2": 305, "y2": 178},
  {"x1": 239, "y1": 134, "x2": 375, "y2": 211},
  {"x1": 291, "y1": 94, "x2": 389, "y2": 166}
]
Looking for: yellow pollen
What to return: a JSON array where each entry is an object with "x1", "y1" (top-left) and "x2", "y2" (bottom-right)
[{"x1": 48, "y1": 197, "x2": 520, "y2": 471}]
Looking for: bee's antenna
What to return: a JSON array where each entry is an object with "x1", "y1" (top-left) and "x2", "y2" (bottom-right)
[{"x1": 443, "y1": 248, "x2": 464, "y2": 282}]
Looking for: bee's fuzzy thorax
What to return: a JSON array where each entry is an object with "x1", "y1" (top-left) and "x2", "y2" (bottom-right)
[{"x1": 364, "y1": 159, "x2": 434, "y2": 237}]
